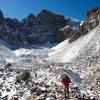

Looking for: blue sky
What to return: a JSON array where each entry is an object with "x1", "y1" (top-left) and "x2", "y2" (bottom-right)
[{"x1": 0, "y1": 0, "x2": 100, "y2": 20}]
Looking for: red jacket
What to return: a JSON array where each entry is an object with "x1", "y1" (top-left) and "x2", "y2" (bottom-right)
[{"x1": 61, "y1": 78, "x2": 71, "y2": 86}]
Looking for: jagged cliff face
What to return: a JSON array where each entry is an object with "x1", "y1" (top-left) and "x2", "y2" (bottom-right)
[
  {"x1": 0, "y1": 9, "x2": 81, "y2": 46},
  {"x1": 0, "y1": 8, "x2": 99, "y2": 47}
]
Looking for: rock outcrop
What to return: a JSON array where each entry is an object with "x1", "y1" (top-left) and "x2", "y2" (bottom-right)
[
  {"x1": 55, "y1": 7, "x2": 100, "y2": 44},
  {"x1": 80, "y1": 7, "x2": 100, "y2": 35}
]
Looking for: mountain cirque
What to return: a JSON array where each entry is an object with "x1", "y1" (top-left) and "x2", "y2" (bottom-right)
[{"x1": 0, "y1": 7, "x2": 100, "y2": 100}]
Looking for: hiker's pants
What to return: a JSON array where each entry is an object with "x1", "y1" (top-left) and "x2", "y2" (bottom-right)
[{"x1": 64, "y1": 86, "x2": 69, "y2": 98}]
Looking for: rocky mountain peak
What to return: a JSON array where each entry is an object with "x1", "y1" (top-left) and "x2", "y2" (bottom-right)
[
  {"x1": 27, "y1": 13, "x2": 36, "y2": 19},
  {"x1": 86, "y1": 7, "x2": 100, "y2": 20},
  {"x1": 26, "y1": 13, "x2": 36, "y2": 26},
  {"x1": 37, "y1": 9, "x2": 66, "y2": 24},
  {"x1": 37, "y1": 9, "x2": 55, "y2": 17}
]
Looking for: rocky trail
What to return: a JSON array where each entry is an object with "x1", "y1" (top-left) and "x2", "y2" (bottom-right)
[{"x1": 0, "y1": 59, "x2": 99, "y2": 100}]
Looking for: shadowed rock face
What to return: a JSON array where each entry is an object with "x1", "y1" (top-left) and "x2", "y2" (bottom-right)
[
  {"x1": 55, "y1": 20, "x2": 81, "y2": 43},
  {"x1": 0, "y1": 10, "x2": 3, "y2": 19},
  {"x1": 5, "y1": 18, "x2": 20, "y2": 29},
  {"x1": 26, "y1": 13, "x2": 36, "y2": 26},
  {"x1": 0, "y1": 10, "x2": 4, "y2": 24},
  {"x1": 0, "y1": 9, "x2": 80, "y2": 46},
  {"x1": 57, "y1": 7, "x2": 100, "y2": 43}
]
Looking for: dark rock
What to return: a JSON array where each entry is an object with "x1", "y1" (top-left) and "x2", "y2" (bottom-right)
[
  {"x1": 2, "y1": 76, "x2": 6, "y2": 80},
  {"x1": 6, "y1": 88, "x2": 11, "y2": 92},
  {"x1": 2, "y1": 95, "x2": 8, "y2": 100},
  {"x1": 0, "y1": 83, "x2": 3, "y2": 89},
  {"x1": 18, "y1": 91, "x2": 24, "y2": 97},
  {"x1": 16, "y1": 70, "x2": 31, "y2": 82},
  {"x1": 30, "y1": 87, "x2": 38, "y2": 93},
  {"x1": 16, "y1": 77, "x2": 21, "y2": 83},
  {"x1": 0, "y1": 74, "x2": 3, "y2": 78},
  {"x1": 5, "y1": 63, "x2": 12, "y2": 69},
  {"x1": 69, "y1": 31, "x2": 81, "y2": 43},
  {"x1": 36, "y1": 89, "x2": 43, "y2": 96},
  {"x1": 0, "y1": 92, "x2": 2, "y2": 96},
  {"x1": 10, "y1": 97, "x2": 18, "y2": 100}
]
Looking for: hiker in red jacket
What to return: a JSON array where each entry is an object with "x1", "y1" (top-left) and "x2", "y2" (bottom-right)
[{"x1": 61, "y1": 74, "x2": 71, "y2": 98}]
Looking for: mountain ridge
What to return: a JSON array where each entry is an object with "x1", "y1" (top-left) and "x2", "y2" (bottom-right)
[
  {"x1": 0, "y1": 9, "x2": 81, "y2": 47},
  {"x1": 0, "y1": 8, "x2": 99, "y2": 48}
]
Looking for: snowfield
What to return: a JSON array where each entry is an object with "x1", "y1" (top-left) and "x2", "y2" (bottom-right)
[
  {"x1": 48, "y1": 25, "x2": 100, "y2": 63},
  {"x1": 0, "y1": 41, "x2": 15, "y2": 62}
]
